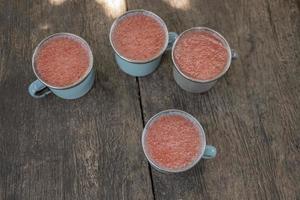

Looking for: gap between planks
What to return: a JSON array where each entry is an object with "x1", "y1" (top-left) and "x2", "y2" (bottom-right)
[{"x1": 136, "y1": 77, "x2": 157, "y2": 200}]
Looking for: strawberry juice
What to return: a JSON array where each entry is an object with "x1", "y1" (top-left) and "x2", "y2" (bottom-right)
[
  {"x1": 174, "y1": 29, "x2": 229, "y2": 80},
  {"x1": 144, "y1": 112, "x2": 204, "y2": 171},
  {"x1": 34, "y1": 35, "x2": 90, "y2": 87},
  {"x1": 111, "y1": 12, "x2": 167, "y2": 61}
]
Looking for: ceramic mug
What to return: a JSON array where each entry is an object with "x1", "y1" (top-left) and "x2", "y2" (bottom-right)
[
  {"x1": 28, "y1": 33, "x2": 95, "y2": 99},
  {"x1": 171, "y1": 27, "x2": 238, "y2": 93},
  {"x1": 109, "y1": 9, "x2": 178, "y2": 77},
  {"x1": 142, "y1": 109, "x2": 217, "y2": 173}
]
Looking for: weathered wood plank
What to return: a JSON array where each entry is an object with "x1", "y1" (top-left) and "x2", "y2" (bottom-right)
[
  {"x1": 0, "y1": 1, "x2": 153, "y2": 199},
  {"x1": 127, "y1": 0, "x2": 300, "y2": 199}
]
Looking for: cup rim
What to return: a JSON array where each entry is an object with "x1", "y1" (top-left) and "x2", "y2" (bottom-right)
[
  {"x1": 32, "y1": 32, "x2": 94, "y2": 90},
  {"x1": 142, "y1": 109, "x2": 206, "y2": 173},
  {"x1": 171, "y1": 27, "x2": 232, "y2": 83},
  {"x1": 109, "y1": 9, "x2": 169, "y2": 64}
]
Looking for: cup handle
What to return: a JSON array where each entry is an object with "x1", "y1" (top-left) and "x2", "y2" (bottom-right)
[
  {"x1": 202, "y1": 145, "x2": 217, "y2": 159},
  {"x1": 28, "y1": 79, "x2": 52, "y2": 98},
  {"x1": 167, "y1": 32, "x2": 178, "y2": 51},
  {"x1": 231, "y1": 49, "x2": 238, "y2": 60}
]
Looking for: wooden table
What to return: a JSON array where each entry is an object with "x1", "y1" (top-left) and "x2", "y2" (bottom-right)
[{"x1": 0, "y1": 0, "x2": 299, "y2": 199}]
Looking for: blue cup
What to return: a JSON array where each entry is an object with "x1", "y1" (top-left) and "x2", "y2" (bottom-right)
[
  {"x1": 142, "y1": 109, "x2": 217, "y2": 173},
  {"x1": 28, "y1": 33, "x2": 95, "y2": 99},
  {"x1": 109, "y1": 9, "x2": 178, "y2": 77}
]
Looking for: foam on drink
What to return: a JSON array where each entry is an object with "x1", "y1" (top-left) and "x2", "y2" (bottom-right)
[
  {"x1": 174, "y1": 30, "x2": 228, "y2": 80},
  {"x1": 145, "y1": 114, "x2": 203, "y2": 171},
  {"x1": 111, "y1": 12, "x2": 167, "y2": 61},
  {"x1": 35, "y1": 35, "x2": 90, "y2": 87}
]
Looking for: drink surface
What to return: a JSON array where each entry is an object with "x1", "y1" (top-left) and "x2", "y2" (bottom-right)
[
  {"x1": 35, "y1": 35, "x2": 90, "y2": 87},
  {"x1": 174, "y1": 30, "x2": 228, "y2": 80},
  {"x1": 145, "y1": 114, "x2": 202, "y2": 171},
  {"x1": 112, "y1": 13, "x2": 166, "y2": 61}
]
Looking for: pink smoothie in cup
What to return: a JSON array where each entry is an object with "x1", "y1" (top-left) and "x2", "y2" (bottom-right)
[
  {"x1": 111, "y1": 12, "x2": 167, "y2": 61},
  {"x1": 144, "y1": 114, "x2": 203, "y2": 171},
  {"x1": 35, "y1": 35, "x2": 90, "y2": 87},
  {"x1": 174, "y1": 30, "x2": 229, "y2": 80}
]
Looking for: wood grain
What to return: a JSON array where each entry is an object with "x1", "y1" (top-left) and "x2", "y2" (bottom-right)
[
  {"x1": 0, "y1": 0, "x2": 299, "y2": 199},
  {"x1": 0, "y1": 1, "x2": 153, "y2": 199},
  {"x1": 127, "y1": 0, "x2": 300, "y2": 199}
]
